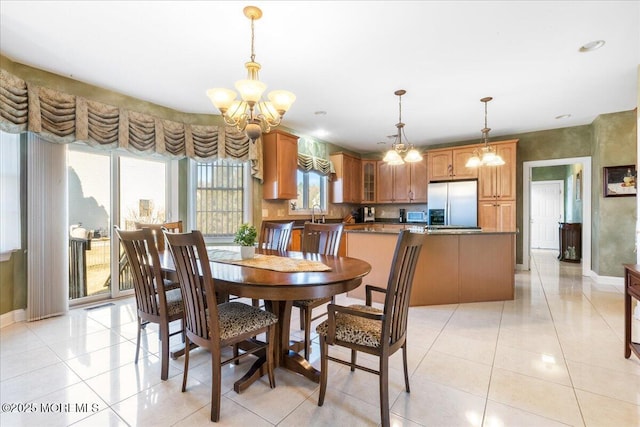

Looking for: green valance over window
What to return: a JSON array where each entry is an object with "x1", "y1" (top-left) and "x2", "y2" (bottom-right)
[
  {"x1": 296, "y1": 136, "x2": 334, "y2": 176},
  {"x1": 0, "y1": 68, "x2": 264, "y2": 180}
]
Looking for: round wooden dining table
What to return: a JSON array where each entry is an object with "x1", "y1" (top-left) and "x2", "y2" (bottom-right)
[{"x1": 160, "y1": 247, "x2": 371, "y2": 392}]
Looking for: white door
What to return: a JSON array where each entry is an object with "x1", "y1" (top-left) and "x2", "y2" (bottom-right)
[{"x1": 531, "y1": 181, "x2": 564, "y2": 249}]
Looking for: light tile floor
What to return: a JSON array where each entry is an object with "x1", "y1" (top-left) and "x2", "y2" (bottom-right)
[{"x1": 1, "y1": 250, "x2": 640, "y2": 426}]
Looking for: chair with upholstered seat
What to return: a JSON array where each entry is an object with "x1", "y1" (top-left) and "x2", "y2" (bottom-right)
[
  {"x1": 293, "y1": 222, "x2": 344, "y2": 360},
  {"x1": 316, "y1": 230, "x2": 424, "y2": 427},
  {"x1": 164, "y1": 229, "x2": 278, "y2": 422},
  {"x1": 114, "y1": 226, "x2": 184, "y2": 381}
]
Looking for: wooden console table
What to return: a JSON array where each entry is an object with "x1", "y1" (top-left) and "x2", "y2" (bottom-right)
[{"x1": 624, "y1": 264, "x2": 640, "y2": 360}]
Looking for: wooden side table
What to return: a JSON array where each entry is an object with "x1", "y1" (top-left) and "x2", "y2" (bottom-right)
[
  {"x1": 558, "y1": 223, "x2": 581, "y2": 262},
  {"x1": 624, "y1": 264, "x2": 640, "y2": 360}
]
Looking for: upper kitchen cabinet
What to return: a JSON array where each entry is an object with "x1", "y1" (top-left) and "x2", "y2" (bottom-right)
[
  {"x1": 330, "y1": 153, "x2": 362, "y2": 204},
  {"x1": 408, "y1": 158, "x2": 428, "y2": 203},
  {"x1": 361, "y1": 160, "x2": 377, "y2": 203},
  {"x1": 376, "y1": 161, "x2": 410, "y2": 203},
  {"x1": 262, "y1": 130, "x2": 298, "y2": 200},
  {"x1": 477, "y1": 140, "x2": 517, "y2": 201},
  {"x1": 427, "y1": 146, "x2": 479, "y2": 181}
]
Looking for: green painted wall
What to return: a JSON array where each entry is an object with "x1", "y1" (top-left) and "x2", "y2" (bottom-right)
[
  {"x1": 497, "y1": 125, "x2": 594, "y2": 265},
  {"x1": 592, "y1": 111, "x2": 637, "y2": 276},
  {"x1": 0, "y1": 251, "x2": 27, "y2": 315},
  {"x1": 567, "y1": 164, "x2": 583, "y2": 223},
  {"x1": 532, "y1": 165, "x2": 567, "y2": 181}
]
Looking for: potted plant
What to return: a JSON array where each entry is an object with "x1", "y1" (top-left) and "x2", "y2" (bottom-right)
[{"x1": 234, "y1": 223, "x2": 257, "y2": 259}]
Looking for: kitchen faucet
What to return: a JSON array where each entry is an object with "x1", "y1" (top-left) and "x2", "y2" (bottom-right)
[{"x1": 311, "y1": 204, "x2": 320, "y2": 223}]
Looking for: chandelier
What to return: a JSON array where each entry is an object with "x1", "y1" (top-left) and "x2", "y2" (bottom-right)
[
  {"x1": 383, "y1": 90, "x2": 423, "y2": 165},
  {"x1": 465, "y1": 97, "x2": 505, "y2": 167},
  {"x1": 206, "y1": 6, "x2": 295, "y2": 142}
]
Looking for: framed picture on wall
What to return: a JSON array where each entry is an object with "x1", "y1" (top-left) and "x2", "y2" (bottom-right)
[{"x1": 603, "y1": 165, "x2": 636, "y2": 197}]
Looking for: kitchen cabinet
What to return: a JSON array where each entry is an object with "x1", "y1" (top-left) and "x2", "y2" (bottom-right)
[
  {"x1": 478, "y1": 200, "x2": 516, "y2": 231},
  {"x1": 361, "y1": 160, "x2": 377, "y2": 203},
  {"x1": 262, "y1": 130, "x2": 298, "y2": 200},
  {"x1": 376, "y1": 159, "x2": 425, "y2": 203},
  {"x1": 346, "y1": 230, "x2": 515, "y2": 305},
  {"x1": 477, "y1": 140, "x2": 517, "y2": 232},
  {"x1": 330, "y1": 153, "x2": 362, "y2": 204},
  {"x1": 427, "y1": 146, "x2": 479, "y2": 182},
  {"x1": 376, "y1": 161, "x2": 410, "y2": 203},
  {"x1": 409, "y1": 158, "x2": 428, "y2": 203},
  {"x1": 478, "y1": 140, "x2": 517, "y2": 201},
  {"x1": 290, "y1": 228, "x2": 302, "y2": 251}
]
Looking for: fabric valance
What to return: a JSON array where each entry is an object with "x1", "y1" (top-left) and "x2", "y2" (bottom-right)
[
  {"x1": 296, "y1": 136, "x2": 334, "y2": 176},
  {"x1": 297, "y1": 152, "x2": 334, "y2": 176},
  {"x1": 0, "y1": 69, "x2": 263, "y2": 180}
]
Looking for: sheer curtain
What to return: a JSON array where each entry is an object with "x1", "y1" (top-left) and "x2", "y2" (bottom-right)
[{"x1": 26, "y1": 133, "x2": 68, "y2": 320}]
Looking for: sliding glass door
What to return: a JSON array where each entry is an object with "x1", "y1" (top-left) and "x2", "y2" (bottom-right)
[
  {"x1": 68, "y1": 148, "x2": 112, "y2": 301},
  {"x1": 68, "y1": 145, "x2": 173, "y2": 303}
]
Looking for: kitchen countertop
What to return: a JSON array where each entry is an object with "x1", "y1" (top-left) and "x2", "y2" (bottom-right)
[{"x1": 345, "y1": 228, "x2": 517, "y2": 235}]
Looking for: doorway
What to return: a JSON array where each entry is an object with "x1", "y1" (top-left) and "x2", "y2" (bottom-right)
[
  {"x1": 531, "y1": 180, "x2": 564, "y2": 249},
  {"x1": 522, "y1": 157, "x2": 592, "y2": 276}
]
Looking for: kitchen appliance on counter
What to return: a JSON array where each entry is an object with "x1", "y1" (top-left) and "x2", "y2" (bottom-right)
[
  {"x1": 427, "y1": 180, "x2": 478, "y2": 227},
  {"x1": 358, "y1": 206, "x2": 376, "y2": 222},
  {"x1": 406, "y1": 211, "x2": 427, "y2": 223},
  {"x1": 399, "y1": 208, "x2": 406, "y2": 223}
]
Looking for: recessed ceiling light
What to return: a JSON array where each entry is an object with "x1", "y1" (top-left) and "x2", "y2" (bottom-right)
[
  {"x1": 315, "y1": 129, "x2": 329, "y2": 138},
  {"x1": 555, "y1": 114, "x2": 572, "y2": 120},
  {"x1": 579, "y1": 40, "x2": 605, "y2": 52},
  {"x1": 314, "y1": 111, "x2": 327, "y2": 116}
]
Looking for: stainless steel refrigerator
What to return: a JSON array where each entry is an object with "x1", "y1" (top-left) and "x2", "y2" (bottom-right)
[{"x1": 427, "y1": 180, "x2": 478, "y2": 227}]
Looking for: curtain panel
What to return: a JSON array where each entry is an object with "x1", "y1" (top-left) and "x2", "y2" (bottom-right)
[{"x1": 0, "y1": 69, "x2": 263, "y2": 180}]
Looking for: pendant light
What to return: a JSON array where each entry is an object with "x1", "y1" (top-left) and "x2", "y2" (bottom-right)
[
  {"x1": 383, "y1": 90, "x2": 422, "y2": 165},
  {"x1": 465, "y1": 97, "x2": 505, "y2": 167}
]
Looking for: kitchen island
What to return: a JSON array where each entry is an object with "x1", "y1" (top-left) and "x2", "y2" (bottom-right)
[{"x1": 345, "y1": 227, "x2": 516, "y2": 306}]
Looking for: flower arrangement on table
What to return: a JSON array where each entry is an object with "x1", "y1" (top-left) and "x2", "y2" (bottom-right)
[{"x1": 234, "y1": 223, "x2": 257, "y2": 259}]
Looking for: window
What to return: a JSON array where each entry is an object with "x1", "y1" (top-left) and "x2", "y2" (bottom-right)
[
  {"x1": 0, "y1": 131, "x2": 21, "y2": 257},
  {"x1": 292, "y1": 169, "x2": 327, "y2": 213},
  {"x1": 191, "y1": 160, "x2": 251, "y2": 242}
]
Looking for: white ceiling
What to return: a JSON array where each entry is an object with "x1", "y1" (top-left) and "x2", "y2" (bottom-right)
[{"x1": 1, "y1": 1, "x2": 638, "y2": 154}]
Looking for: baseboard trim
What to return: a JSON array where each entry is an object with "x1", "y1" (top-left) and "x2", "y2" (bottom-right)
[
  {"x1": 0, "y1": 309, "x2": 26, "y2": 328},
  {"x1": 588, "y1": 270, "x2": 625, "y2": 288}
]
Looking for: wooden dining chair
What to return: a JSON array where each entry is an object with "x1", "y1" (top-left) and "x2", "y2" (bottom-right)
[
  {"x1": 114, "y1": 226, "x2": 184, "y2": 381},
  {"x1": 134, "y1": 220, "x2": 183, "y2": 287},
  {"x1": 134, "y1": 220, "x2": 183, "y2": 253},
  {"x1": 293, "y1": 222, "x2": 344, "y2": 360},
  {"x1": 164, "y1": 229, "x2": 278, "y2": 422},
  {"x1": 316, "y1": 230, "x2": 424, "y2": 427},
  {"x1": 259, "y1": 221, "x2": 294, "y2": 251}
]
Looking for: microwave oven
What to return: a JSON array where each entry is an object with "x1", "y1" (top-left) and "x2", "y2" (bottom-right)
[{"x1": 406, "y1": 211, "x2": 427, "y2": 223}]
